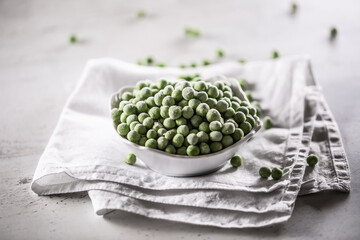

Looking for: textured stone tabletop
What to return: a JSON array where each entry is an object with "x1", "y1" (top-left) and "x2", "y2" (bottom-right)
[{"x1": 0, "y1": 0, "x2": 359, "y2": 239}]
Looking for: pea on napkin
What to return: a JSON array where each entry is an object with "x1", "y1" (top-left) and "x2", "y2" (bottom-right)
[{"x1": 31, "y1": 56, "x2": 350, "y2": 228}]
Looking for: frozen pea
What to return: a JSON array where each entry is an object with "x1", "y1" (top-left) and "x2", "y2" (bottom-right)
[
  {"x1": 120, "y1": 112, "x2": 129, "y2": 123},
  {"x1": 186, "y1": 133, "x2": 199, "y2": 145},
  {"x1": 206, "y1": 109, "x2": 221, "y2": 122},
  {"x1": 263, "y1": 116, "x2": 273, "y2": 129},
  {"x1": 234, "y1": 111, "x2": 246, "y2": 123},
  {"x1": 186, "y1": 145, "x2": 200, "y2": 156},
  {"x1": 240, "y1": 122, "x2": 252, "y2": 134},
  {"x1": 194, "y1": 81, "x2": 207, "y2": 91},
  {"x1": 223, "y1": 97, "x2": 232, "y2": 107},
  {"x1": 206, "y1": 98, "x2": 217, "y2": 108},
  {"x1": 222, "y1": 122, "x2": 235, "y2": 135},
  {"x1": 190, "y1": 115, "x2": 202, "y2": 128},
  {"x1": 175, "y1": 81, "x2": 191, "y2": 90},
  {"x1": 139, "y1": 136, "x2": 147, "y2": 146},
  {"x1": 162, "y1": 96, "x2": 175, "y2": 106},
  {"x1": 177, "y1": 146, "x2": 187, "y2": 155},
  {"x1": 122, "y1": 92, "x2": 134, "y2": 101},
  {"x1": 232, "y1": 96, "x2": 241, "y2": 104},
  {"x1": 197, "y1": 131, "x2": 209, "y2": 143},
  {"x1": 232, "y1": 102, "x2": 240, "y2": 111},
  {"x1": 125, "y1": 153, "x2": 136, "y2": 165},
  {"x1": 222, "y1": 135, "x2": 234, "y2": 147},
  {"x1": 111, "y1": 108, "x2": 121, "y2": 122},
  {"x1": 246, "y1": 115, "x2": 256, "y2": 127},
  {"x1": 223, "y1": 85, "x2": 231, "y2": 92},
  {"x1": 176, "y1": 117, "x2": 187, "y2": 126},
  {"x1": 271, "y1": 168, "x2": 283, "y2": 180},
  {"x1": 154, "y1": 92, "x2": 166, "y2": 106},
  {"x1": 217, "y1": 90, "x2": 223, "y2": 99},
  {"x1": 152, "y1": 122, "x2": 163, "y2": 131},
  {"x1": 157, "y1": 79, "x2": 168, "y2": 89},
  {"x1": 138, "y1": 113, "x2": 149, "y2": 123},
  {"x1": 213, "y1": 81, "x2": 224, "y2": 91},
  {"x1": 136, "y1": 101, "x2": 149, "y2": 113},
  {"x1": 126, "y1": 114, "x2": 138, "y2": 125},
  {"x1": 232, "y1": 128, "x2": 244, "y2": 141},
  {"x1": 207, "y1": 85, "x2": 219, "y2": 98},
  {"x1": 240, "y1": 101, "x2": 250, "y2": 107},
  {"x1": 210, "y1": 142, "x2": 223, "y2": 153},
  {"x1": 164, "y1": 130, "x2": 176, "y2": 140},
  {"x1": 165, "y1": 144, "x2": 176, "y2": 154},
  {"x1": 143, "y1": 117, "x2": 154, "y2": 129},
  {"x1": 169, "y1": 106, "x2": 182, "y2": 120},
  {"x1": 178, "y1": 99, "x2": 188, "y2": 108},
  {"x1": 145, "y1": 97, "x2": 156, "y2": 108},
  {"x1": 188, "y1": 99, "x2": 201, "y2": 109},
  {"x1": 136, "y1": 81, "x2": 147, "y2": 90},
  {"x1": 130, "y1": 97, "x2": 141, "y2": 104},
  {"x1": 182, "y1": 87, "x2": 196, "y2": 100},
  {"x1": 196, "y1": 103, "x2": 210, "y2": 117},
  {"x1": 210, "y1": 131, "x2": 223, "y2": 142},
  {"x1": 209, "y1": 121, "x2": 222, "y2": 131},
  {"x1": 158, "y1": 128, "x2": 167, "y2": 136},
  {"x1": 196, "y1": 92, "x2": 208, "y2": 102},
  {"x1": 248, "y1": 107, "x2": 256, "y2": 116},
  {"x1": 117, "y1": 123, "x2": 130, "y2": 136},
  {"x1": 199, "y1": 122, "x2": 210, "y2": 133},
  {"x1": 172, "y1": 134, "x2": 185, "y2": 148},
  {"x1": 223, "y1": 91, "x2": 232, "y2": 99},
  {"x1": 307, "y1": 154, "x2": 318, "y2": 166},
  {"x1": 259, "y1": 167, "x2": 271, "y2": 178},
  {"x1": 123, "y1": 104, "x2": 137, "y2": 115},
  {"x1": 139, "y1": 87, "x2": 152, "y2": 100},
  {"x1": 119, "y1": 100, "x2": 129, "y2": 111},
  {"x1": 171, "y1": 89, "x2": 183, "y2": 101},
  {"x1": 127, "y1": 130, "x2": 140, "y2": 143},
  {"x1": 163, "y1": 85, "x2": 174, "y2": 96},
  {"x1": 145, "y1": 139, "x2": 157, "y2": 149},
  {"x1": 226, "y1": 119, "x2": 238, "y2": 128},
  {"x1": 224, "y1": 108, "x2": 235, "y2": 118},
  {"x1": 146, "y1": 129, "x2": 157, "y2": 139},
  {"x1": 189, "y1": 129, "x2": 199, "y2": 134},
  {"x1": 134, "y1": 123, "x2": 146, "y2": 135},
  {"x1": 199, "y1": 143, "x2": 210, "y2": 154},
  {"x1": 238, "y1": 106, "x2": 249, "y2": 115},
  {"x1": 177, "y1": 125, "x2": 190, "y2": 136},
  {"x1": 149, "y1": 107, "x2": 161, "y2": 119},
  {"x1": 157, "y1": 136, "x2": 169, "y2": 150},
  {"x1": 163, "y1": 118, "x2": 176, "y2": 129},
  {"x1": 230, "y1": 155, "x2": 242, "y2": 167},
  {"x1": 160, "y1": 106, "x2": 170, "y2": 118},
  {"x1": 216, "y1": 100, "x2": 229, "y2": 113},
  {"x1": 130, "y1": 121, "x2": 140, "y2": 130}
]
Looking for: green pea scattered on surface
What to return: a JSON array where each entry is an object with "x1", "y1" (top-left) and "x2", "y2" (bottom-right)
[
  {"x1": 307, "y1": 154, "x2": 319, "y2": 166},
  {"x1": 125, "y1": 153, "x2": 136, "y2": 165},
  {"x1": 272, "y1": 50, "x2": 279, "y2": 59},
  {"x1": 330, "y1": 27, "x2": 337, "y2": 39},
  {"x1": 263, "y1": 116, "x2": 273, "y2": 129},
  {"x1": 185, "y1": 27, "x2": 201, "y2": 37},
  {"x1": 238, "y1": 59, "x2": 246, "y2": 64},
  {"x1": 230, "y1": 155, "x2": 242, "y2": 167},
  {"x1": 137, "y1": 10, "x2": 146, "y2": 18},
  {"x1": 291, "y1": 2, "x2": 298, "y2": 14},
  {"x1": 259, "y1": 167, "x2": 271, "y2": 178},
  {"x1": 69, "y1": 34, "x2": 77, "y2": 43},
  {"x1": 271, "y1": 168, "x2": 283, "y2": 180},
  {"x1": 216, "y1": 49, "x2": 225, "y2": 58}
]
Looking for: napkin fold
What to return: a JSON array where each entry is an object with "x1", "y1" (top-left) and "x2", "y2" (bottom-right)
[{"x1": 31, "y1": 56, "x2": 350, "y2": 228}]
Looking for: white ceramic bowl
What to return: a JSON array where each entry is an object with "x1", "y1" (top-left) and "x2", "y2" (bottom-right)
[{"x1": 110, "y1": 76, "x2": 262, "y2": 177}]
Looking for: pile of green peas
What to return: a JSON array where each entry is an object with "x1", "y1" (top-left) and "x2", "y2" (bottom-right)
[{"x1": 111, "y1": 78, "x2": 260, "y2": 156}]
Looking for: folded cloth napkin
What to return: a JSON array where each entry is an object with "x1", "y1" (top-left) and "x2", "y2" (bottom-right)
[{"x1": 31, "y1": 56, "x2": 350, "y2": 228}]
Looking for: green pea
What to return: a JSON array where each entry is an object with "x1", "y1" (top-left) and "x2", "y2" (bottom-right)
[
  {"x1": 234, "y1": 111, "x2": 246, "y2": 123},
  {"x1": 117, "y1": 123, "x2": 130, "y2": 136},
  {"x1": 193, "y1": 81, "x2": 207, "y2": 91},
  {"x1": 136, "y1": 80, "x2": 147, "y2": 90},
  {"x1": 186, "y1": 133, "x2": 199, "y2": 145},
  {"x1": 145, "y1": 139, "x2": 157, "y2": 149},
  {"x1": 135, "y1": 101, "x2": 148, "y2": 113},
  {"x1": 216, "y1": 100, "x2": 228, "y2": 113},
  {"x1": 232, "y1": 128, "x2": 244, "y2": 141},
  {"x1": 240, "y1": 122, "x2": 252, "y2": 135},
  {"x1": 210, "y1": 142, "x2": 223, "y2": 152},
  {"x1": 196, "y1": 103, "x2": 210, "y2": 117},
  {"x1": 172, "y1": 133, "x2": 185, "y2": 148},
  {"x1": 182, "y1": 87, "x2": 196, "y2": 100},
  {"x1": 139, "y1": 136, "x2": 147, "y2": 146},
  {"x1": 240, "y1": 101, "x2": 250, "y2": 107},
  {"x1": 138, "y1": 113, "x2": 149, "y2": 123},
  {"x1": 177, "y1": 146, "x2": 187, "y2": 155},
  {"x1": 263, "y1": 116, "x2": 273, "y2": 129},
  {"x1": 152, "y1": 122, "x2": 163, "y2": 131},
  {"x1": 206, "y1": 98, "x2": 217, "y2": 108},
  {"x1": 223, "y1": 97, "x2": 231, "y2": 107},
  {"x1": 259, "y1": 167, "x2": 271, "y2": 178},
  {"x1": 246, "y1": 115, "x2": 256, "y2": 127},
  {"x1": 272, "y1": 50, "x2": 279, "y2": 59},
  {"x1": 175, "y1": 81, "x2": 191, "y2": 90},
  {"x1": 210, "y1": 131, "x2": 223, "y2": 142},
  {"x1": 226, "y1": 118, "x2": 238, "y2": 128},
  {"x1": 143, "y1": 117, "x2": 154, "y2": 129},
  {"x1": 190, "y1": 115, "x2": 202, "y2": 128},
  {"x1": 162, "y1": 96, "x2": 175, "y2": 106},
  {"x1": 222, "y1": 135, "x2": 234, "y2": 147},
  {"x1": 199, "y1": 122, "x2": 210, "y2": 133},
  {"x1": 178, "y1": 99, "x2": 188, "y2": 108},
  {"x1": 209, "y1": 121, "x2": 222, "y2": 131},
  {"x1": 213, "y1": 81, "x2": 224, "y2": 91},
  {"x1": 224, "y1": 108, "x2": 235, "y2": 118},
  {"x1": 125, "y1": 153, "x2": 136, "y2": 165},
  {"x1": 230, "y1": 155, "x2": 242, "y2": 167},
  {"x1": 307, "y1": 154, "x2": 318, "y2": 166},
  {"x1": 120, "y1": 113, "x2": 129, "y2": 123},
  {"x1": 207, "y1": 85, "x2": 219, "y2": 98},
  {"x1": 111, "y1": 108, "x2": 121, "y2": 122},
  {"x1": 223, "y1": 91, "x2": 232, "y2": 99},
  {"x1": 122, "y1": 92, "x2": 134, "y2": 101},
  {"x1": 126, "y1": 114, "x2": 138, "y2": 125},
  {"x1": 164, "y1": 130, "x2": 176, "y2": 140},
  {"x1": 171, "y1": 89, "x2": 183, "y2": 101},
  {"x1": 232, "y1": 102, "x2": 240, "y2": 111},
  {"x1": 157, "y1": 136, "x2": 169, "y2": 150},
  {"x1": 248, "y1": 106, "x2": 256, "y2": 116},
  {"x1": 186, "y1": 145, "x2": 200, "y2": 156},
  {"x1": 165, "y1": 144, "x2": 176, "y2": 154},
  {"x1": 157, "y1": 79, "x2": 168, "y2": 89},
  {"x1": 196, "y1": 92, "x2": 208, "y2": 102},
  {"x1": 149, "y1": 107, "x2": 161, "y2": 119},
  {"x1": 127, "y1": 130, "x2": 140, "y2": 143},
  {"x1": 206, "y1": 109, "x2": 221, "y2": 122},
  {"x1": 169, "y1": 106, "x2": 182, "y2": 120},
  {"x1": 221, "y1": 122, "x2": 235, "y2": 135},
  {"x1": 188, "y1": 99, "x2": 201, "y2": 109},
  {"x1": 134, "y1": 123, "x2": 146, "y2": 135},
  {"x1": 189, "y1": 129, "x2": 199, "y2": 134},
  {"x1": 157, "y1": 128, "x2": 167, "y2": 136},
  {"x1": 197, "y1": 131, "x2": 209, "y2": 143},
  {"x1": 176, "y1": 117, "x2": 187, "y2": 126},
  {"x1": 130, "y1": 97, "x2": 141, "y2": 104},
  {"x1": 271, "y1": 168, "x2": 283, "y2": 180},
  {"x1": 163, "y1": 85, "x2": 174, "y2": 96},
  {"x1": 164, "y1": 118, "x2": 176, "y2": 129},
  {"x1": 130, "y1": 121, "x2": 140, "y2": 130},
  {"x1": 145, "y1": 96, "x2": 156, "y2": 108},
  {"x1": 202, "y1": 59, "x2": 211, "y2": 66},
  {"x1": 238, "y1": 106, "x2": 249, "y2": 115},
  {"x1": 119, "y1": 101, "x2": 129, "y2": 110},
  {"x1": 146, "y1": 129, "x2": 157, "y2": 139},
  {"x1": 139, "y1": 87, "x2": 152, "y2": 100},
  {"x1": 154, "y1": 91, "x2": 166, "y2": 106},
  {"x1": 216, "y1": 49, "x2": 225, "y2": 58},
  {"x1": 177, "y1": 125, "x2": 190, "y2": 136},
  {"x1": 123, "y1": 104, "x2": 137, "y2": 115},
  {"x1": 199, "y1": 143, "x2": 210, "y2": 154},
  {"x1": 330, "y1": 27, "x2": 337, "y2": 39}
]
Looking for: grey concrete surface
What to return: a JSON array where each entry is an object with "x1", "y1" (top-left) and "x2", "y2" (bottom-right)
[{"x1": 0, "y1": 0, "x2": 359, "y2": 239}]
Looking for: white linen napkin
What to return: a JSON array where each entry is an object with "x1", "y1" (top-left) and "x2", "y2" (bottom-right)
[{"x1": 31, "y1": 56, "x2": 350, "y2": 228}]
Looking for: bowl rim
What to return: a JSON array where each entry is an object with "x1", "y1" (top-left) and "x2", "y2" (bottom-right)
[{"x1": 110, "y1": 78, "x2": 262, "y2": 159}]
